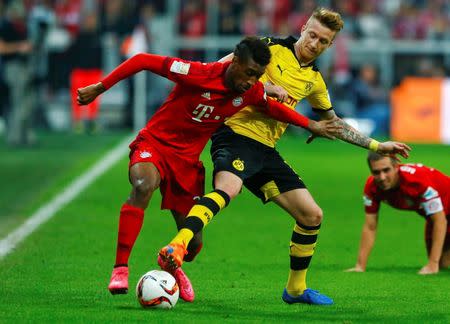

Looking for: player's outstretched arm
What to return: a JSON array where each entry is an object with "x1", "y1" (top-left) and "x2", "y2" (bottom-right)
[
  {"x1": 264, "y1": 98, "x2": 342, "y2": 138},
  {"x1": 419, "y1": 211, "x2": 447, "y2": 275},
  {"x1": 345, "y1": 212, "x2": 378, "y2": 273},
  {"x1": 100, "y1": 53, "x2": 170, "y2": 90},
  {"x1": 313, "y1": 110, "x2": 411, "y2": 159},
  {"x1": 77, "y1": 53, "x2": 171, "y2": 105}
]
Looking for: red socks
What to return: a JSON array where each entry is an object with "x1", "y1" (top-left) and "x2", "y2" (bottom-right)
[{"x1": 114, "y1": 203, "x2": 144, "y2": 266}]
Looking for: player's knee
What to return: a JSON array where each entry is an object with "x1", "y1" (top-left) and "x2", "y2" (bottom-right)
[
  {"x1": 132, "y1": 176, "x2": 158, "y2": 196},
  {"x1": 215, "y1": 184, "x2": 240, "y2": 200},
  {"x1": 299, "y1": 207, "x2": 323, "y2": 227},
  {"x1": 214, "y1": 172, "x2": 242, "y2": 200},
  {"x1": 226, "y1": 187, "x2": 240, "y2": 200}
]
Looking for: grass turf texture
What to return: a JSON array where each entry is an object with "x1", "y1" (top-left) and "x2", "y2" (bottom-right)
[{"x1": 0, "y1": 133, "x2": 449, "y2": 323}]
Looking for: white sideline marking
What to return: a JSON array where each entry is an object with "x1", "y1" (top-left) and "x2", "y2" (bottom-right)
[{"x1": 0, "y1": 134, "x2": 134, "y2": 260}]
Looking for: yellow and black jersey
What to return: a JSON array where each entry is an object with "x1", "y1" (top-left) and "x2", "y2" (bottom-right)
[{"x1": 225, "y1": 36, "x2": 333, "y2": 147}]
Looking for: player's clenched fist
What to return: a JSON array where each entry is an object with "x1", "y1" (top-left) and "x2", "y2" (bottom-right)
[{"x1": 77, "y1": 82, "x2": 105, "y2": 105}]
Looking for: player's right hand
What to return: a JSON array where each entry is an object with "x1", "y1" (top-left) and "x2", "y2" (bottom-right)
[
  {"x1": 77, "y1": 82, "x2": 105, "y2": 105},
  {"x1": 378, "y1": 141, "x2": 411, "y2": 161},
  {"x1": 308, "y1": 119, "x2": 342, "y2": 140}
]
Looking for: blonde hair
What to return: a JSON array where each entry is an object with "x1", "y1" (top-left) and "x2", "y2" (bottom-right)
[{"x1": 310, "y1": 7, "x2": 344, "y2": 32}]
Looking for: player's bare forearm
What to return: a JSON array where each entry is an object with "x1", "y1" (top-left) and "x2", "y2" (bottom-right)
[
  {"x1": 316, "y1": 110, "x2": 371, "y2": 148},
  {"x1": 314, "y1": 109, "x2": 411, "y2": 158},
  {"x1": 357, "y1": 217, "x2": 378, "y2": 270},
  {"x1": 419, "y1": 212, "x2": 446, "y2": 275},
  {"x1": 345, "y1": 224, "x2": 375, "y2": 273},
  {"x1": 429, "y1": 212, "x2": 447, "y2": 265}
]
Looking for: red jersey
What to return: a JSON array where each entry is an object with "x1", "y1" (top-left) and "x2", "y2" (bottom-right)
[
  {"x1": 363, "y1": 164, "x2": 450, "y2": 218},
  {"x1": 101, "y1": 53, "x2": 310, "y2": 161},
  {"x1": 141, "y1": 59, "x2": 268, "y2": 160}
]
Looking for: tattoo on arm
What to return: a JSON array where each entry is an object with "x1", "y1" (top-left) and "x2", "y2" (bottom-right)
[{"x1": 316, "y1": 110, "x2": 372, "y2": 149}]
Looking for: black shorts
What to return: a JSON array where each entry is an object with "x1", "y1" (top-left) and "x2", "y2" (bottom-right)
[{"x1": 210, "y1": 125, "x2": 306, "y2": 203}]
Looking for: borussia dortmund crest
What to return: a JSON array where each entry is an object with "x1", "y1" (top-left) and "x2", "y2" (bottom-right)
[{"x1": 232, "y1": 158, "x2": 245, "y2": 171}]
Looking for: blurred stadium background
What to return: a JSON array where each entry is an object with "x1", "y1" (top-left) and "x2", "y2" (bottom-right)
[
  {"x1": 1, "y1": 0, "x2": 450, "y2": 142},
  {"x1": 0, "y1": 0, "x2": 449, "y2": 322}
]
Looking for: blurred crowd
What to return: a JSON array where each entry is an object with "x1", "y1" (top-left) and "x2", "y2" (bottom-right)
[
  {"x1": 1, "y1": 0, "x2": 450, "y2": 146},
  {"x1": 191, "y1": 0, "x2": 450, "y2": 40}
]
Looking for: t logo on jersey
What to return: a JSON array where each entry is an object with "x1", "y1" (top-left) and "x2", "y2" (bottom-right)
[{"x1": 192, "y1": 104, "x2": 218, "y2": 122}]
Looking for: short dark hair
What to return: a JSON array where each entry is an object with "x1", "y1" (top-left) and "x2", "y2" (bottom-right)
[
  {"x1": 233, "y1": 36, "x2": 271, "y2": 67},
  {"x1": 367, "y1": 151, "x2": 397, "y2": 169}
]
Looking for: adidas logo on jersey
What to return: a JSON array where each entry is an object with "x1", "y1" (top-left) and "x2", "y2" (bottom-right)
[{"x1": 201, "y1": 92, "x2": 211, "y2": 100}]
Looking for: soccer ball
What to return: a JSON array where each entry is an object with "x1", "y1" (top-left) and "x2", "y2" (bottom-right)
[{"x1": 136, "y1": 270, "x2": 179, "y2": 309}]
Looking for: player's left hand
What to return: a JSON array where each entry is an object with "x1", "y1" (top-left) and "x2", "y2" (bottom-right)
[
  {"x1": 264, "y1": 81, "x2": 289, "y2": 103},
  {"x1": 418, "y1": 262, "x2": 439, "y2": 275},
  {"x1": 377, "y1": 141, "x2": 411, "y2": 161}
]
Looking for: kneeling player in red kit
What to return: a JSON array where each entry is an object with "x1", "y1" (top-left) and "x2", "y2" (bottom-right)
[{"x1": 346, "y1": 152, "x2": 449, "y2": 275}]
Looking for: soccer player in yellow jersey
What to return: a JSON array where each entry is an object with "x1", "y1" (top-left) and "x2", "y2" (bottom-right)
[{"x1": 159, "y1": 7, "x2": 411, "y2": 305}]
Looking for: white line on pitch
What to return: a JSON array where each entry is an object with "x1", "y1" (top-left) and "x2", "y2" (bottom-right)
[{"x1": 0, "y1": 134, "x2": 133, "y2": 260}]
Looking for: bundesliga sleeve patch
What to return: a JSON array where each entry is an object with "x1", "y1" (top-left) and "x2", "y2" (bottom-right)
[
  {"x1": 363, "y1": 195, "x2": 373, "y2": 207},
  {"x1": 422, "y1": 197, "x2": 444, "y2": 215},
  {"x1": 422, "y1": 186, "x2": 439, "y2": 200},
  {"x1": 170, "y1": 61, "x2": 190, "y2": 75}
]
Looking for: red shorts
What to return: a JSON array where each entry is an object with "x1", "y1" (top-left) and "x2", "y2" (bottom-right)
[{"x1": 128, "y1": 135, "x2": 205, "y2": 215}]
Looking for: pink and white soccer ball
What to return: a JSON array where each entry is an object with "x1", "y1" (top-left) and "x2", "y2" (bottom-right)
[{"x1": 136, "y1": 270, "x2": 179, "y2": 309}]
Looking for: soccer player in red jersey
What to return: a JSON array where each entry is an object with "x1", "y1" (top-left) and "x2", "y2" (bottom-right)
[
  {"x1": 77, "y1": 37, "x2": 341, "y2": 301},
  {"x1": 346, "y1": 152, "x2": 450, "y2": 274}
]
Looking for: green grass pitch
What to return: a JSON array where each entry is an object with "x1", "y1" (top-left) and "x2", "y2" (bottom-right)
[{"x1": 0, "y1": 131, "x2": 449, "y2": 323}]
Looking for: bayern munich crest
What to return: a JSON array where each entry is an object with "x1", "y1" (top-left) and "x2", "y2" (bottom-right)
[
  {"x1": 140, "y1": 151, "x2": 152, "y2": 158},
  {"x1": 232, "y1": 97, "x2": 243, "y2": 107}
]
